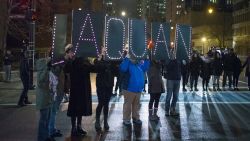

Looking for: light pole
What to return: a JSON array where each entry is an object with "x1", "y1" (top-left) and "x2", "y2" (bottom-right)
[
  {"x1": 28, "y1": 0, "x2": 36, "y2": 89},
  {"x1": 201, "y1": 37, "x2": 207, "y2": 54}
]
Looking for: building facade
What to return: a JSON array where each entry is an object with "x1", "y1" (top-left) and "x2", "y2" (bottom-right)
[
  {"x1": 176, "y1": 0, "x2": 233, "y2": 54},
  {"x1": 232, "y1": 0, "x2": 250, "y2": 56}
]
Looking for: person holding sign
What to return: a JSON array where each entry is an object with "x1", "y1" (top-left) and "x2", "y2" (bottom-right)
[
  {"x1": 120, "y1": 54, "x2": 150, "y2": 126},
  {"x1": 94, "y1": 48, "x2": 115, "y2": 132},
  {"x1": 164, "y1": 53, "x2": 181, "y2": 116},
  {"x1": 64, "y1": 44, "x2": 95, "y2": 137},
  {"x1": 147, "y1": 60, "x2": 165, "y2": 121}
]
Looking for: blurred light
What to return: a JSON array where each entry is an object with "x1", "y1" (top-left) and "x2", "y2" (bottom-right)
[
  {"x1": 171, "y1": 26, "x2": 174, "y2": 30},
  {"x1": 208, "y1": 8, "x2": 213, "y2": 14},
  {"x1": 78, "y1": 8, "x2": 82, "y2": 10},
  {"x1": 121, "y1": 11, "x2": 126, "y2": 16},
  {"x1": 202, "y1": 37, "x2": 207, "y2": 42}
]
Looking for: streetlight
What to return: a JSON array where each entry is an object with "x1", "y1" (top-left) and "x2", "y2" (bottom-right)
[
  {"x1": 121, "y1": 11, "x2": 126, "y2": 17},
  {"x1": 208, "y1": 8, "x2": 213, "y2": 14},
  {"x1": 201, "y1": 37, "x2": 207, "y2": 54}
]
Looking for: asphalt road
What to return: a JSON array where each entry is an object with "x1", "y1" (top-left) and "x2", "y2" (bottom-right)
[{"x1": 0, "y1": 73, "x2": 250, "y2": 141}]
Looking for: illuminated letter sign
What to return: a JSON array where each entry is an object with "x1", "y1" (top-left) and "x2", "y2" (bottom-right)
[
  {"x1": 152, "y1": 22, "x2": 171, "y2": 60},
  {"x1": 175, "y1": 24, "x2": 192, "y2": 61},
  {"x1": 128, "y1": 19, "x2": 147, "y2": 59},
  {"x1": 104, "y1": 16, "x2": 127, "y2": 60},
  {"x1": 72, "y1": 10, "x2": 104, "y2": 57}
]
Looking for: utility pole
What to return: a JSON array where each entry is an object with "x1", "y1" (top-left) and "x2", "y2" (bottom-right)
[{"x1": 28, "y1": 0, "x2": 36, "y2": 89}]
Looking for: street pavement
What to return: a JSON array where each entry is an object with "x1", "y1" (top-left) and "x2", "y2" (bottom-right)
[{"x1": 0, "y1": 72, "x2": 250, "y2": 141}]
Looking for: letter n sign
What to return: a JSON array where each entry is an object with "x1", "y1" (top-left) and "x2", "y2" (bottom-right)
[{"x1": 72, "y1": 10, "x2": 104, "y2": 57}]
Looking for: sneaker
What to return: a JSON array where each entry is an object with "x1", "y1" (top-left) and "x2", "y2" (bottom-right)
[
  {"x1": 123, "y1": 120, "x2": 132, "y2": 126},
  {"x1": 133, "y1": 119, "x2": 142, "y2": 125}
]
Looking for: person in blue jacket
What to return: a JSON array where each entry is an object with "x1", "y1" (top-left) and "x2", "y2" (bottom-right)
[{"x1": 120, "y1": 54, "x2": 150, "y2": 126}]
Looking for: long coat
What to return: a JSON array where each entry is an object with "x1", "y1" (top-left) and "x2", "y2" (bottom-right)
[
  {"x1": 64, "y1": 58, "x2": 95, "y2": 117},
  {"x1": 147, "y1": 61, "x2": 165, "y2": 94},
  {"x1": 243, "y1": 56, "x2": 250, "y2": 77}
]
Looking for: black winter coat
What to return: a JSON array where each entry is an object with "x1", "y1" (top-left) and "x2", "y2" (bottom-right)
[
  {"x1": 147, "y1": 61, "x2": 165, "y2": 94},
  {"x1": 233, "y1": 56, "x2": 242, "y2": 75},
  {"x1": 212, "y1": 58, "x2": 223, "y2": 76},
  {"x1": 222, "y1": 53, "x2": 235, "y2": 71},
  {"x1": 20, "y1": 57, "x2": 29, "y2": 80},
  {"x1": 95, "y1": 59, "x2": 115, "y2": 88},
  {"x1": 164, "y1": 59, "x2": 181, "y2": 80},
  {"x1": 243, "y1": 57, "x2": 250, "y2": 77},
  {"x1": 200, "y1": 60, "x2": 211, "y2": 78},
  {"x1": 189, "y1": 57, "x2": 202, "y2": 76},
  {"x1": 64, "y1": 57, "x2": 95, "y2": 117}
]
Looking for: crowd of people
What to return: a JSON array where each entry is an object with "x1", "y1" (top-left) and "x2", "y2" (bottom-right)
[
  {"x1": 11, "y1": 43, "x2": 249, "y2": 141},
  {"x1": 181, "y1": 48, "x2": 250, "y2": 92}
]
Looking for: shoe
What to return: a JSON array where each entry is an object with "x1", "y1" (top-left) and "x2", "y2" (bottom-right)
[
  {"x1": 51, "y1": 130, "x2": 63, "y2": 137},
  {"x1": 133, "y1": 119, "x2": 142, "y2": 125},
  {"x1": 170, "y1": 110, "x2": 179, "y2": 116},
  {"x1": 71, "y1": 127, "x2": 78, "y2": 137},
  {"x1": 195, "y1": 88, "x2": 199, "y2": 91},
  {"x1": 104, "y1": 122, "x2": 109, "y2": 131},
  {"x1": 45, "y1": 137, "x2": 56, "y2": 141},
  {"x1": 95, "y1": 120, "x2": 102, "y2": 132},
  {"x1": 123, "y1": 120, "x2": 132, "y2": 126},
  {"x1": 183, "y1": 88, "x2": 187, "y2": 92},
  {"x1": 17, "y1": 102, "x2": 26, "y2": 107},
  {"x1": 149, "y1": 115, "x2": 158, "y2": 121},
  {"x1": 77, "y1": 126, "x2": 87, "y2": 136},
  {"x1": 217, "y1": 88, "x2": 221, "y2": 91},
  {"x1": 154, "y1": 114, "x2": 160, "y2": 120},
  {"x1": 190, "y1": 88, "x2": 193, "y2": 91},
  {"x1": 24, "y1": 101, "x2": 32, "y2": 104}
]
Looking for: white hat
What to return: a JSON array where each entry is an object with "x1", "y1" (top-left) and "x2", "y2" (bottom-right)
[{"x1": 65, "y1": 44, "x2": 73, "y2": 53}]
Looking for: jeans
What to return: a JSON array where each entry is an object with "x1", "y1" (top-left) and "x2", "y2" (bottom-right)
[
  {"x1": 96, "y1": 87, "x2": 112, "y2": 121},
  {"x1": 182, "y1": 73, "x2": 188, "y2": 89},
  {"x1": 18, "y1": 76, "x2": 29, "y2": 103},
  {"x1": 233, "y1": 73, "x2": 240, "y2": 88},
  {"x1": 49, "y1": 92, "x2": 64, "y2": 136},
  {"x1": 3, "y1": 65, "x2": 11, "y2": 81},
  {"x1": 149, "y1": 93, "x2": 161, "y2": 109},
  {"x1": 213, "y1": 75, "x2": 220, "y2": 89},
  {"x1": 38, "y1": 107, "x2": 51, "y2": 141},
  {"x1": 190, "y1": 74, "x2": 198, "y2": 89},
  {"x1": 165, "y1": 80, "x2": 180, "y2": 112},
  {"x1": 222, "y1": 71, "x2": 233, "y2": 88}
]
